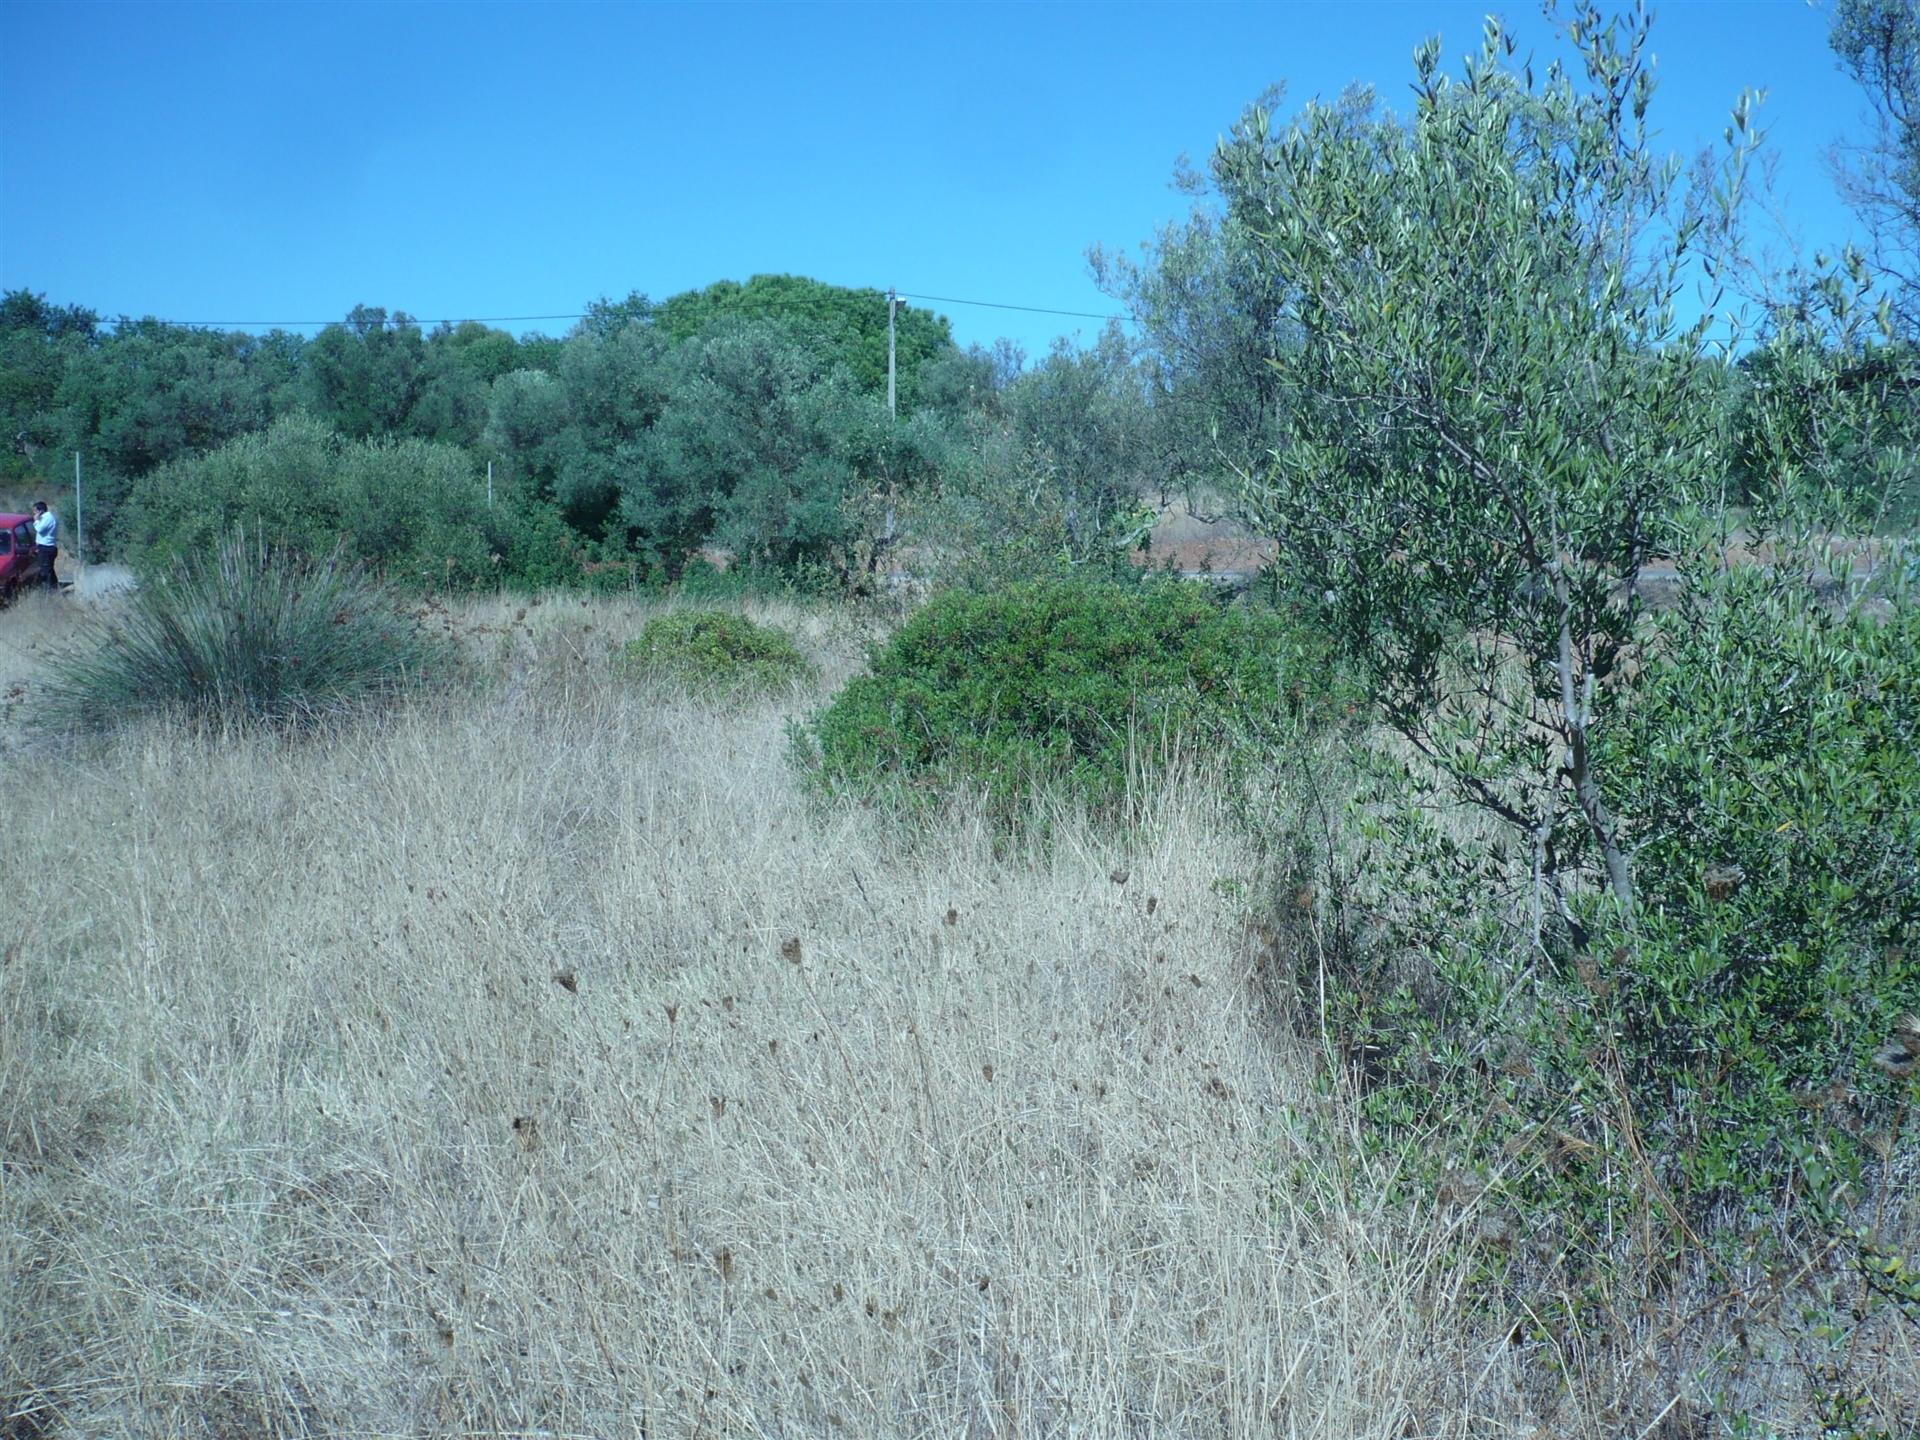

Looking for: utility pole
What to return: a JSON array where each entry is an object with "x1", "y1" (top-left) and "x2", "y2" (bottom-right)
[
  {"x1": 487, "y1": 459, "x2": 494, "y2": 509},
  {"x1": 886, "y1": 286, "x2": 898, "y2": 421},
  {"x1": 74, "y1": 451, "x2": 83, "y2": 566}
]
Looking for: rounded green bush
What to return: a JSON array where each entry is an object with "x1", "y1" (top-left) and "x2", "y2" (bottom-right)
[
  {"x1": 617, "y1": 610, "x2": 815, "y2": 697},
  {"x1": 51, "y1": 534, "x2": 452, "y2": 732},
  {"x1": 800, "y1": 578, "x2": 1336, "y2": 809}
]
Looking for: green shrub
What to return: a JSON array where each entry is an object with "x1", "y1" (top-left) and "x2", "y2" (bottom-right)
[
  {"x1": 616, "y1": 610, "x2": 814, "y2": 697},
  {"x1": 1287, "y1": 569, "x2": 1920, "y2": 1318},
  {"x1": 51, "y1": 534, "x2": 451, "y2": 731},
  {"x1": 800, "y1": 578, "x2": 1335, "y2": 810},
  {"x1": 1589, "y1": 570, "x2": 1918, "y2": 1216},
  {"x1": 670, "y1": 558, "x2": 807, "y2": 603},
  {"x1": 119, "y1": 412, "x2": 585, "y2": 592}
]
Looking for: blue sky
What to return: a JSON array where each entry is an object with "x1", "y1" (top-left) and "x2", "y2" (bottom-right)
[{"x1": 0, "y1": 0, "x2": 1871, "y2": 359}]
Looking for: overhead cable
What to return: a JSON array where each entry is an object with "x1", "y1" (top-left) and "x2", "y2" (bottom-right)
[{"x1": 79, "y1": 289, "x2": 1137, "y2": 332}]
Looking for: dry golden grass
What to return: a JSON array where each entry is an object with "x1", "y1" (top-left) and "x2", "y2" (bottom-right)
[
  {"x1": 16, "y1": 588, "x2": 1907, "y2": 1438},
  {"x1": 0, "y1": 593, "x2": 1540, "y2": 1439},
  {"x1": 0, "y1": 587, "x2": 83, "y2": 708}
]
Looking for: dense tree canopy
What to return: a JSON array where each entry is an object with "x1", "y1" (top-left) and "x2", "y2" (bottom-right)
[
  {"x1": 652, "y1": 274, "x2": 953, "y2": 407},
  {"x1": 0, "y1": 290, "x2": 97, "y2": 479},
  {"x1": 0, "y1": 277, "x2": 983, "y2": 578},
  {"x1": 2, "y1": 9, "x2": 1914, "y2": 599}
]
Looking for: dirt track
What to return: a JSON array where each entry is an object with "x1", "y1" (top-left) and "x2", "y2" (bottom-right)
[
  {"x1": 68, "y1": 561, "x2": 134, "y2": 598},
  {"x1": 1136, "y1": 502, "x2": 1277, "y2": 584},
  {"x1": 1136, "y1": 502, "x2": 1910, "y2": 605}
]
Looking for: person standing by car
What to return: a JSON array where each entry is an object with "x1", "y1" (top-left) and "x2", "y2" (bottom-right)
[{"x1": 32, "y1": 501, "x2": 58, "y2": 591}]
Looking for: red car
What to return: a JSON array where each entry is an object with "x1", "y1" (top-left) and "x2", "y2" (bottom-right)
[{"x1": 0, "y1": 512, "x2": 55, "y2": 601}]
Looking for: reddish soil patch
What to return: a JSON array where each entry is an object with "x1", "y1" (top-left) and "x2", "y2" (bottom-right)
[{"x1": 1134, "y1": 505, "x2": 1276, "y2": 581}]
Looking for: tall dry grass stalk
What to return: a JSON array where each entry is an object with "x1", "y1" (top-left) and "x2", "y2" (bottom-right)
[
  {"x1": 0, "y1": 587, "x2": 84, "y2": 702},
  {"x1": 1, "y1": 597, "x2": 1529, "y2": 1439}
]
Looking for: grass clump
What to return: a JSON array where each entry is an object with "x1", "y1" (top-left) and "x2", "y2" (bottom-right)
[
  {"x1": 51, "y1": 534, "x2": 450, "y2": 731},
  {"x1": 801, "y1": 577, "x2": 1334, "y2": 810},
  {"x1": 617, "y1": 609, "x2": 815, "y2": 697}
]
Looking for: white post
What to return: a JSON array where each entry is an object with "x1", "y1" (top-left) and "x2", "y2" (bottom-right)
[
  {"x1": 887, "y1": 287, "x2": 898, "y2": 421},
  {"x1": 74, "y1": 451, "x2": 83, "y2": 567}
]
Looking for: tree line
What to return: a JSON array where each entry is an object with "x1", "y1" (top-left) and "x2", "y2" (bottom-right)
[
  {"x1": 2, "y1": 5, "x2": 1915, "y2": 600},
  {"x1": 1, "y1": 270, "x2": 1203, "y2": 591}
]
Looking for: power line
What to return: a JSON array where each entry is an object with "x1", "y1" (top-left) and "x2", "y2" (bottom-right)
[
  {"x1": 84, "y1": 289, "x2": 1137, "y2": 332},
  {"x1": 108, "y1": 312, "x2": 584, "y2": 330},
  {"x1": 897, "y1": 291, "x2": 1134, "y2": 324}
]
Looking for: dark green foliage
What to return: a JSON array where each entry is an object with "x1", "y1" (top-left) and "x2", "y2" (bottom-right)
[
  {"x1": 617, "y1": 319, "x2": 910, "y2": 574},
  {"x1": 652, "y1": 274, "x2": 953, "y2": 407},
  {"x1": 410, "y1": 321, "x2": 526, "y2": 448},
  {"x1": 803, "y1": 579, "x2": 1331, "y2": 810},
  {"x1": 300, "y1": 306, "x2": 428, "y2": 441},
  {"x1": 1281, "y1": 572, "x2": 1919, "y2": 1325},
  {"x1": 495, "y1": 509, "x2": 639, "y2": 594},
  {"x1": 304, "y1": 305, "x2": 533, "y2": 447},
  {"x1": 1590, "y1": 571, "x2": 1919, "y2": 1210},
  {"x1": 0, "y1": 278, "x2": 1016, "y2": 591},
  {"x1": 48, "y1": 319, "x2": 301, "y2": 547},
  {"x1": 616, "y1": 609, "x2": 814, "y2": 696},
  {"x1": 51, "y1": 534, "x2": 451, "y2": 731},
  {"x1": 483, "y1": 306, "x2": 951, "y2": 575},
  {"x1": 484, "y1": 365, "x2": 592, "y2": 528},
  {"x1": 546, "y1": 321, "x2": 671, "y2": 534},
  {"x1": 0, "y1": 290, "x2": 97, "y2": 483}
]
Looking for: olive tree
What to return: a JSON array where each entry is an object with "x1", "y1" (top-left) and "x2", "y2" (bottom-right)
[
  {"x1": 1830, "y1": 0, "x2": 1920, "y2": 331},
  {"x1": 1739, "y1": 251, "x2": 1920, "y2": 534},
  {"x1": 1091, "y1": 92, "x2": 1303, "y2": 511},
  {"x1": 1226, "y1": 7, "x2": 1754, "y2": 938}
]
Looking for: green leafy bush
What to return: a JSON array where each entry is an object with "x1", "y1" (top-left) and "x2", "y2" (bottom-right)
[
  {"x1": 1589, "y1": 570, "x2": 1918, "y2": 1214},
  {"x1": 51, "y1": 533, "x2": 451, "y2": 731},
  {"x1": 800, "y1": 578, "x2": 1334, "y2": 810},
  {"x1": 1286, "y1": 570, "x2": 1919, "y2": 1316},
  {"x1": 616, "y1": 610, "x2": 815, "y2": 697},
  {"x1": 119, "y1": 412, "x2": 574, "y2": 591}
]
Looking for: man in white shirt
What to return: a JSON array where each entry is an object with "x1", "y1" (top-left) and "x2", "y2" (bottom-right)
[{"x1": 32, "y1": 501, "x2": 58, "y2": 592}]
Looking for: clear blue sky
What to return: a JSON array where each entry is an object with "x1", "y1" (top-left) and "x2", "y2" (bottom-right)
[{"x1": 0, "y1": 0, "x2": 1871, "y2": 359}]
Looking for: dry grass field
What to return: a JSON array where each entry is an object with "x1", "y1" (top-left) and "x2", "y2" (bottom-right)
[{"x1": 1, "y1": 591, "x2": 1909, "y2": 1438}]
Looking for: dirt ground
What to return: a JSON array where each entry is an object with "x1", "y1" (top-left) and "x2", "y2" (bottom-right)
[
  {"x1": 1134, "y1": 501, "x2": 1912, "y2": 606},
  {"x1": 65, "y1": 560, "x2": 135, "y2": 597},
  {"x1": 1136, "y1": 499, "x2": 1277, "y2": 583},
  {"x1": 0, "y1": 564, "x2": 134, "y2": 740}
]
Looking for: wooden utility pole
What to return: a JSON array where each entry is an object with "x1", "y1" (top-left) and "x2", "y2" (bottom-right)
[
  {"x1": 74, "y1": 451, "x2": 83, "y2": 564},
  {"x1": 886, "y1": 287, "x2": 898, "y2": 420}
]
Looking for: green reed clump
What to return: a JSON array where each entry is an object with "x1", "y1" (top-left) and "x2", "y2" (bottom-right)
[{"x1": 52, "y1": 533, "x2": 452, "y2": 731}]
